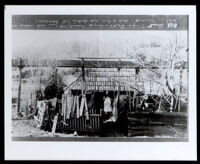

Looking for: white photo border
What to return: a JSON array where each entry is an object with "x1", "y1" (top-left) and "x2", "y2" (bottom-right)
[{"x1": 5, "y1": 5, "x2": 197, "y2": 160}]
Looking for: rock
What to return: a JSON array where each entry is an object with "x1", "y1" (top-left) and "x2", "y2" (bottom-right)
[{"x1": 73, "y1": 131, "x2": 78, "y2": 136}]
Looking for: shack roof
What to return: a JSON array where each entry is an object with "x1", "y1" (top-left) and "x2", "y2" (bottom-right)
[{"x1": 12, "y1": 58, "x2": 187, "y2": 69}]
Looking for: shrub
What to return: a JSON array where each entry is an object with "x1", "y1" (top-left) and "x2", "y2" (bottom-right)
[{"x1": 44, "y1": 70, "x2": 65, "y2": 100}]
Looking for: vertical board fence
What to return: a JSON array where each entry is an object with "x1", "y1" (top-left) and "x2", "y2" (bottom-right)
[{"x1": 56, "y1": 107, "x2": 103, "y2": 134}]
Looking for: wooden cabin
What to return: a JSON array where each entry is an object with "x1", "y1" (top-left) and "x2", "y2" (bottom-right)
[
  {"x1": 55, "y1": 58, "x2": 188, "y2": 137},
  {"x1": 12, "y1": 58, "x2": 188, "y2": 137},
  {"x1": 56, "y1": 65, "x2": 140, "y2": 136}
]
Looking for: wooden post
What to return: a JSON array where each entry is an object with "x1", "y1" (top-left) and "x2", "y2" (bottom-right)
[
  {"x1": 170, "y1": 95, "x2": 174, "y2": 112},
  {"x1": 178, "y1": 69, "x2": 183, "y2": 112},
  {"x1": 128, "y1": 90, "x2": 131, "y2": 112},
  {"x1": 150, "y1": 76, "x2": 152, "y2": 94},
  {"x1": 55, "y1": 68, "x2": 58, "y2": 87},
  {"x1": 17, "y1": 58, "x2": 24, "y2": 116},
  {"x1": 117, "y1": 60, "x2": 121, "y2": 115},
  {"x1": 132, "y1": 91, "x2": 135, "y2": 111},
  {"x1": 158, "y1": 96, "x2": 162, "y2": 112},
  {"x1": 30, "y1": 93, "x2": 32, "y2": 106},
  {"x1": 81, "y1": 59, "x2": 86, "y2": 95},
  {"x1": 135, "y1": 67, "x2": 139, "y2": 90}
]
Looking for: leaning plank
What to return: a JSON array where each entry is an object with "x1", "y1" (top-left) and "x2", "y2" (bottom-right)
[{"x1": 51, "y1": 113, "x2": 59, "y2": 133}]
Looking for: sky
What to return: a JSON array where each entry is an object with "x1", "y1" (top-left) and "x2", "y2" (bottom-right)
[{"x1": 12, "y1": 30, "x2": 188, "y2": 60}]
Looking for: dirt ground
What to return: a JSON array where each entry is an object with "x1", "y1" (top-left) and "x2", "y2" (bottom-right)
[
  {"x1": 12, "y1": 118, "x2": 187, "y2": 140},
  {"x1": 12, "y1": 119, "x2": 78, "y2": 138}
]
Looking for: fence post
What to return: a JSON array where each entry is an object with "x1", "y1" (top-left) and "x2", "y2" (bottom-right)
[{"x1": 17, "y1": 58, "x2": 24, "y2": 116}]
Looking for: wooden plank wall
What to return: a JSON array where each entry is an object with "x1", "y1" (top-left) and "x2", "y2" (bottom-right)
[
  {"x1": 127, "y1": 112, "x2": 187, "y2": 137},
  {"x1": 56, "y1": 109, "x2": 103, "y2": 134}
]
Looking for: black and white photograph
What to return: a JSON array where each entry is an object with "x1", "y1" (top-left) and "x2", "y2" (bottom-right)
[{"x1": 5, "y1": 6, "x2": 197, "y2": 160}]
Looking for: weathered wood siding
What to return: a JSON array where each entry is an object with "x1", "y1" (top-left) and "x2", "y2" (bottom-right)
[{"x1": 56, "y1": 109, "x2": 103, "y2": 134}]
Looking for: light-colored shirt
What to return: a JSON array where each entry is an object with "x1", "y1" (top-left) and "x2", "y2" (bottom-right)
[{"x1": 104, "y1": 97, "x2": 112, "y2": 112}]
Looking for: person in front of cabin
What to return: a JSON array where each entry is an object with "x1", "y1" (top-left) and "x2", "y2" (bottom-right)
[
  {"x1": 141, "y1": 94, "x2": 156, "y2": 112},
  {"x1": 103, "y1": 91, "x2": 112, "y2": 121}
]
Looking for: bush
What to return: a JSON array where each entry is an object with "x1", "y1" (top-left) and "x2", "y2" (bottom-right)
[{"x1": 44, "y1": 71, "x2": 65, "y2": 100}]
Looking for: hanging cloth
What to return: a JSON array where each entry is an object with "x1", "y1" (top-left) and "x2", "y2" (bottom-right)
[
  {"x1": 61, "y1": 94, "x2": 65, "y2": 115},
  {"x1": 62, "y1": 94, "x2": 67, "y2": 121},
  {"x1": 71, "y1": 96, "x2": 76, "y2": 117},
  {"x1": 112, "y1": 93, "x2": 119, "y2": 120},
  {"x1": 76, "y1": 96, "x2": 80, "y2": 118},
  {"x1": 79, "y1": 96, "x2": 85, "y2": 116},
  {"x1": 84, "y1": 97, "x2": 89, "y2": 120},
  {"x1": 66, "y1": 96, "x2": 73, "y2": 119},
  {"x1": 79, "y1": 95, "x2": 89, "y2": 120}
]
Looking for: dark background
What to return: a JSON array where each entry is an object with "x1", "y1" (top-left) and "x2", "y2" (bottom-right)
[
  {"x1": 12, "y1": 15, "x2": 188, "y2": 30},
  {"x1": 2, "y1": 0, "x2": 199, "y2": 163}
]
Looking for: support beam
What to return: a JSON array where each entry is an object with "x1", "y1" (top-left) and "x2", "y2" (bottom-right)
[
  {"x1": 81, "y1": 59, "x2": 86, "y2": 95},
  {"x1": 17, "y1": 58, "x2": 24, "y2": 116}
]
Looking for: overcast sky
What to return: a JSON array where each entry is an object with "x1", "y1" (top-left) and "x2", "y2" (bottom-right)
[{"x1": 12, "y1": 30, "x2": 187, "y2": 60}]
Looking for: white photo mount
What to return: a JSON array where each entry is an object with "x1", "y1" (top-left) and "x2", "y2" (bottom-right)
[{"x1": 4, "y1": 5, "x2": 197, "y2": 160}]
